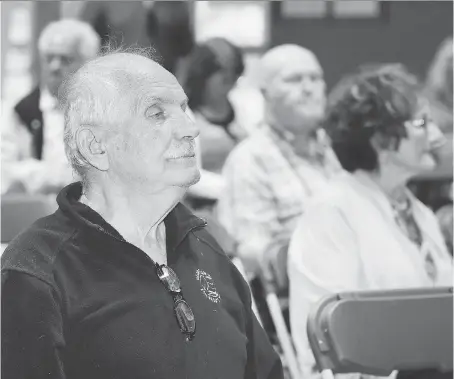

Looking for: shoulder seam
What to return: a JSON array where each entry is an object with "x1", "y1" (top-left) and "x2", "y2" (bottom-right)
[
  {"x1": 2, "y1": 267, "x2": 56, "y2": 289},
  {"x1": 191, "y1": 230, "x2": 231, "y2": 262},
  {"x1": 50, "y1": 228, "x2": 79, "y2": 266},
  {"x1": 2, "y1": 227, "x2": 79, "y2": 288}
]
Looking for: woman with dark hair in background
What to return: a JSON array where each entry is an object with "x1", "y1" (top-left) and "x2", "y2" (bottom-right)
[
  {"x1": 288, "y1": 63, "x2": 453, "y2": 379},
  {"x1": 180, "y1": 38, "x2": 247, "y2": 215},
  {"x1": 83, "y1": 1, "x2": 194, "y2": 74}
]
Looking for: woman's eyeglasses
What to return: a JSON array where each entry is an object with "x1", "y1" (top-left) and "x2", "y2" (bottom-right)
[
  {"x1": 155, "y1": 263, "x2": 196, "y2": 341},
  {"x1": 410, "y1": 117, "x2": 428, "y2": 129}
]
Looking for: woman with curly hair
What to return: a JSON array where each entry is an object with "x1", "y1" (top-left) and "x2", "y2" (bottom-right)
[{"x1": 288, "y1": 64, "x2": 453, "y2": 379}]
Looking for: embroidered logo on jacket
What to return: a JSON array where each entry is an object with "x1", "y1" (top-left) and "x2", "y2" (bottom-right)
[{"x1": 195, "y1": 269, "x2": 221, "y2": 303}]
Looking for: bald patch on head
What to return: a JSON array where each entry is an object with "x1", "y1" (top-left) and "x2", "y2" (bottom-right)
[
  {"x1": 77, "y1": 52, "x2": 182, "y2": 115},
  {"x1": 257, "y1": 44, "x2": 321, "y2": 90},
  {"x1": 91, "y1": 52, "x2": 175, "y2": 84}
]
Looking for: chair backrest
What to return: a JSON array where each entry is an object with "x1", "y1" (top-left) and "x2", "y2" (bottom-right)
[
  {"x1": 307, "y1": 287, "x2": 453, "y2": 376},
  {"x1": 1, "y1": 195, "x2": 56, "y2": 243}
]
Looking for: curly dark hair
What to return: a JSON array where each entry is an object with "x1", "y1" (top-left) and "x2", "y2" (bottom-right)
[
  {"x1": 324, "y1": 63, "x2": 424, "y2": 172},
  {"x1": 181, "y1": 39, "x2": 244, "y2": 110}
]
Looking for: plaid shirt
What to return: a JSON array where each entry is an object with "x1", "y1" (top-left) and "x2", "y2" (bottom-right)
[{"x1": 217, "y1": 125, "x2": 341, "y2": 276}]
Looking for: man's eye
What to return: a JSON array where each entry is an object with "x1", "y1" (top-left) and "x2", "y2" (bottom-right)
[
  {"x1": 284, "y1": 75, "x2": 302, "y2": 83},
  {"x1": 145, "y1": 106, "x2": 166, "y2": 120}
]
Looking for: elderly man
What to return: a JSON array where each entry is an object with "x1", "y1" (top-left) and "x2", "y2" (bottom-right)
[
  {"x1": 1, "y1": 19, "x2": 100, "y2": 194},
  {"x1": 217, "y1": 44, "x2": 340, "y2": 281},
  {"x1": 1, "y1": 49, "x2": 283, "y2": 379}
]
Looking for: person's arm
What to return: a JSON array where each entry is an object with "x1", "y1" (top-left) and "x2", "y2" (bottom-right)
[
  {"x1": 217, "y1": 151, "x2": 280, "y2": 277},
  {"x1": 1, "y1": 270, "x2": 66, "y2": 379},
  {"x1": 1, "y1": 104, "x2": 37, "y2": 193},
  {"x1": 2, "y1": 105, "x2": 49, "y2": 194},
  {"x1": 287, "y1": 203, "x2": 361, "y2": 378},
  {"x1": 1, "y1": 105, "x2": 74, "y2": 194}
]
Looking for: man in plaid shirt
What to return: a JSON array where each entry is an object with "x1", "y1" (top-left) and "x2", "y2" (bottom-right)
[{"x1": 217, "y1": 45, "x2": 341, "y2": 282}]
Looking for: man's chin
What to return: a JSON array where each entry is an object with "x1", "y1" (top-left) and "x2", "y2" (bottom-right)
[
  {"x1": 187, "y1": 170, "x2": 201, "y2": 187},
  {"x1": 173, "y1": 168, "x2": 201, "y2": 189},
  {"x1": 297, "y1": 109, "x2": 324, "y2": 125}
]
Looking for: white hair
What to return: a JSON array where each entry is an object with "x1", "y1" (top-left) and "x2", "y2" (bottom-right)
[
  {"x1": 38, "y1": 19, "x2": 100, "y2": 60},
  {"x1": 59, "y1": 46, "x2": 160, "y2": 187}
]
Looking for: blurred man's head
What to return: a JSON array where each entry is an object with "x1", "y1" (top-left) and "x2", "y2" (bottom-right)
[
  {"x1": 39, "y1": 19, "x2": 100, "y2": 97},
  {"x1": 258, "y1": 44, "x2": 325, "y2": 135},
  {"x1": 60, "y1": 48, "x2": 200, "y2": 195}
]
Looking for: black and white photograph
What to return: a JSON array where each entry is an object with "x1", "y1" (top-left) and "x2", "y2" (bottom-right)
[{"x1": 1, "y1": 1, "x2": 453, "y2": 379}]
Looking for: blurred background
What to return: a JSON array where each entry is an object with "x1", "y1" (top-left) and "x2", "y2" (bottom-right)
[
  {"x1": 1, "y1": 3, "x2": 452, "y2": 377},
  {"x1": 1, "y1": 1, "x2": 452, "y2": 107}
]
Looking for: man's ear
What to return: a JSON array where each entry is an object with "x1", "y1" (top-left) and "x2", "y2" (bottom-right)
[{"x1": 75, "y1": 128, "x2": 109, "y2": 171}]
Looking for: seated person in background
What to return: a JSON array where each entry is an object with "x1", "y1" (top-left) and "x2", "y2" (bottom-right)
[
  {"x1": 179, "y1": 38, "x2": 247, "y2": 213},
  {"x1": 425, "y1": 36, "x2": 452, "y2": 135},
  {"x1": 288, "y1": 64, "x2": 453, "y2": 379},
  {"x1": 436, "y1": 201, "x2": 453, "y2": 255},
  {"x1": 409, "y1": 37, "x2": 453, "y2": 214},
  {"x1": 1, "y1": 48, "x2": 283, "y2": 379},
  {"x1": 217, "y1": 44, "x2": 340, "y2": 281},
  {"x1": 1, "y1": 19, "x2": 100, "y2": 195}
]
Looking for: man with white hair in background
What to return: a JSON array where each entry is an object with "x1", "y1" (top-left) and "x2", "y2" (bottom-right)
[
  {"x1": 218, "y1": 44, "x2": 340, "y2": 284},
  {"x1": 1, "y1": 19, "x2": 100, "y2": 194},
  {"x1": 1, "y1": 48, "x2": 283, "y2": 379}
]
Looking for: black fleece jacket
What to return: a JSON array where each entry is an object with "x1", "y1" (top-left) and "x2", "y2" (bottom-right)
[{"x1": 2, "y1": 182, "x2": 283, "y2": 379}]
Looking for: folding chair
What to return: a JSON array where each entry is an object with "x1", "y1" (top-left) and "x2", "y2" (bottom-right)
[
  {"x1": 1, "y1": 195, "x2": 56, "y2": 244},
  {"x1": 307, "y1": 287, "x2": 453, "y2": 379},
  {"x1": 231, "y1": 257, "x2": 263, "y2": 327},
  {"x1": 259, "y1": 244, "x2": 301, "y2": 379}
]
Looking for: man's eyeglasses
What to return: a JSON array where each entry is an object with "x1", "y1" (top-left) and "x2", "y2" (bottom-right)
[{"x1": 155, "y1": 263, "x2": 196, "y2": 341}]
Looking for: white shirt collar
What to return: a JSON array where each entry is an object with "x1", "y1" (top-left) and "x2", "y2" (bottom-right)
[{"x1": 39, "y1": 87, "x2": 58, "y2": 112}]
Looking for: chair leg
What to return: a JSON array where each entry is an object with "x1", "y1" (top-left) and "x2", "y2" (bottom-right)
[
  {"x1": 231, "y1": 257, "x2": 264, "y2": 327},
  {"x1": 266, "y1": 292, "x2": 301, "y2": 379}
]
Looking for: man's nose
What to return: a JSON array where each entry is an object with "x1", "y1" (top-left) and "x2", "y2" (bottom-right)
[
  {"x1": 174, "y1": 110, "x2": 200, "y2": 140},
  {"x1": 301, "y1": 77, "x2": 318, "y2": 96}
]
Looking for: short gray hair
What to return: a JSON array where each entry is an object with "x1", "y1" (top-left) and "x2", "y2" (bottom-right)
[
  {"x1": 59, "y1": 45, "x2": 160, "y2": 187},
  {"x1": 38, "y1": 19, "x2": 100, "y2": 60}
]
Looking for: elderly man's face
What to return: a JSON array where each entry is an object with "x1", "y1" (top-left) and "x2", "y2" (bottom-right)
[
  {"x1": 40, "y1": 36, "x2": 85, "y2": 97},
  {"x1": 108, "y1": 64, "x2": 200, "y2": 191},
  {"x1": 266, "y1": 52, "x2": 326, "y2": 134}
]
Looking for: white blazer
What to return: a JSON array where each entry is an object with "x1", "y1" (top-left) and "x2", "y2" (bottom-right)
[{"x1": 288, "y1": 170, "x2": 453, "y2": 379}]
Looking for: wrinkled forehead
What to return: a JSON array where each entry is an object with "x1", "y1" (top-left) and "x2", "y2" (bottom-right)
[{"x1": 133, "y1": 65, "x2": 187, "y2": 108}]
